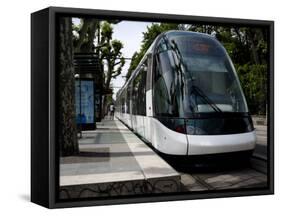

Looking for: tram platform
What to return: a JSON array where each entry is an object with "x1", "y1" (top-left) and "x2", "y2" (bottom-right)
[{"x1": 59, "y1": 118, "x2": 181, "y2": 199}]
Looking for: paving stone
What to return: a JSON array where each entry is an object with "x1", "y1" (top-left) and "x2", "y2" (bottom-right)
[{"x1": 180, "y1": 174, "x2": 208, "y2": 191}]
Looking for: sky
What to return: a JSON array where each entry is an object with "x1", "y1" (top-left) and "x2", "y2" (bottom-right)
[
  {"x1": 73, "y1": 18, "x2": 152, "y2": 100},
  {"x1": 111, "y1": 21, "x2": 152, "y2": 99}
]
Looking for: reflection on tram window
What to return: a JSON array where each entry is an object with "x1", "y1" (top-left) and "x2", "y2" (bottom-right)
[
  {"x1": 132, "y1": 60, "x2": 147, "y2": 116},
  {"x1": 153, "y1": 32, "x2": 248, "y2": 117}
]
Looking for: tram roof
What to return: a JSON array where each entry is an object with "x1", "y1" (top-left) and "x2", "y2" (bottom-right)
[{"x1": 162, "y1": 30, "x2": 215, "y2": 38}]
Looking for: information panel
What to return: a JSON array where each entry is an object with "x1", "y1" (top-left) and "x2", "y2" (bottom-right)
[{"x1": 75, "y1": 80, "x2": 95, "y2": 124}]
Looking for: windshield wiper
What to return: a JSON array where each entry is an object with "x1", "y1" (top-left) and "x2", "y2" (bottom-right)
[
  {"x1": 191, "y1": 85, "x2": 222, "y2": 113},
  {"x1": 165, "y1": 37, "x2": 221, "y2": 113}
]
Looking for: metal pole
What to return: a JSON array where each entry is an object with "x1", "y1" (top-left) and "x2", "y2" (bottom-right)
[{"x1": 79, "y1": 70, "x2": 82, "y2": 138}]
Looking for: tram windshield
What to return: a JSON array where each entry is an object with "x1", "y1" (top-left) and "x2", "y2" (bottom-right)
[{"x1": 153, "y1": 32, "x2": 248, "y2": 117}]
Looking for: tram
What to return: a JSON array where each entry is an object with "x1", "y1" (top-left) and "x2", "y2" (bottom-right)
[{"x1": 115, "y1": 31, "x2": 256, "y2": 157}]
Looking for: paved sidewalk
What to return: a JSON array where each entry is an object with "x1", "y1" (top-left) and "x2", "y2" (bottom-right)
[{"x1": 59, "y1": 119, "x2": 181, "y2": 199}]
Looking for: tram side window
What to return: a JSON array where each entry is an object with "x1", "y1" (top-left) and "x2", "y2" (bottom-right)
[
  {"x1": 139, "y1": 62, "x2": 147, "y2": 115},
  {"x1": 132, "y1": 61, "x2": 147, "y2": 115},
  {"x1": 126, "y1": 84, "x2": 131, "y2": 114},
  {"x1": 121, "y1": 92, "x2": 125, "y2": 113},
  {"x1": 118, "y1": 99, "x2": 120, "y2": 113},
  {"x1": 125, "y1": 90, "x2": 128, "y2": 114},
  {"x1": 153, "y1": 38, "x2": 184, "y2": 117},
  {"x1": 153, "y1": 52, "x2": 173, "y2": 117},
  {"x1": 132, "y1": 77, "x2": 138, "y2": 115}
]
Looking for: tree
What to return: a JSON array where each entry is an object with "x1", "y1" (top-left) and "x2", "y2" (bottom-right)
[
  {"x1": 236, "y1": 64, "x2": 267, "y2": 114},
  {"x1": 99, "y1": 21, "x2": 125, "y2": 115},
  {"x1": 72, "y1": 19, "x2": 121, "y2": 53},
  {"x1": 188, "y1": 25, "x2": 268, "y2": 115},
  {"x1": 73, "y1": 18, "x2": 99, "y2": 53},
  {"x1": 58, "y1": 18, "x2": 101, "y2": 156},
  {"x1": 126, "y1": 52, "x2": 140, "y2": 80},
  {"x1": 58, "y1": 19, "x2": 125, "y2": 155},
  {"x1": 58, "y1": 17, "x2": 79, "y2": 156}
]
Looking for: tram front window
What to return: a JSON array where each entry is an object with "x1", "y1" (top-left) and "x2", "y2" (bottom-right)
[{"x1": 153, "y1": 32, "x2": 248, "y2": 117}]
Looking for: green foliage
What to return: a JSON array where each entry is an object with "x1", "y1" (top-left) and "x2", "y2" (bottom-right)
[
  {"x1": 236, "y1": 64, "x2": 267, "y2": 115},
  {"x1": 100, "y1": 21, "x2": 125, "y2": 85},
  {"x1": 127, "y1": 51, "x2": 142, "y2": 80},
  {"x1": 101, "y1": 21, "x2": 113, "y2": 42},
  {"x1": 216, "y1": 27, "x2": 268, "y2": 115}
]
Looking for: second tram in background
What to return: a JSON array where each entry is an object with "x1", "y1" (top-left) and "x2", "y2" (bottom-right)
[{"x1": 115, "y1": 31, "x2": 256, "y2": 158}]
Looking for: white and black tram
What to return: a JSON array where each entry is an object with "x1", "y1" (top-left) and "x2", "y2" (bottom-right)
[{"x1": 115, "y1": 31, "x2": 256, "y2": 157}]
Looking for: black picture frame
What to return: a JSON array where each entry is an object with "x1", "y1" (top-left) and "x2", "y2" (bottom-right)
[{"x1": 31, "y1": 6, "x2": 274, "y2": 209}]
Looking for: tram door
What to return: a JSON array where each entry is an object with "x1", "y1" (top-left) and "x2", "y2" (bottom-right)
[
  {"x1": 131, "y1": 71, "x2": 138, "y2": 131},
  {"x1": 126, "y1": 85, "x2": 132, "y2": 127},
  {"x1": 131, "y1": 61, "x2": 147, "y2": 137},
  {"x1": 144, "y1": 55, "x2": 153, "y2": 142}
]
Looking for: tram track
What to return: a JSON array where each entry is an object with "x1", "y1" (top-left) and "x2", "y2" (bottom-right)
[
  {"x1": 118, "y1": 118, "x2": 269, "y2": 191},
  {"x1": 178, "y1": 154, "x2": 268, "y2": 191},
  {"x1": 250, "y1": 155, "x2": 267, "y2": 174}
]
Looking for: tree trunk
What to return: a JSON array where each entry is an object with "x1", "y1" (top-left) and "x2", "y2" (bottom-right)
[
  {"x1": 248, "y1": 29, "x2": 261, "y2": 65},
  {"x1": 58, "y1": 17, "x2": 79, "y2": 156},
  {"x1": 74, "y1": 18, "x2": 91, "y2": 52},
  {"x1": 85, "y1": 21, "x2": 98, "y2": 52},
  {"x1": 102, "y1": 58, "x2": 112, "y2": 118},
  {"x1": 75, "y1": 18, "x2": 98, "y2": 53}
]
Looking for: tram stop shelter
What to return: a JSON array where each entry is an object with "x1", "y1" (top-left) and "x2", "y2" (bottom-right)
[{"x1": 74, "y1": 53, "x2": 103, "y2": 130}]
